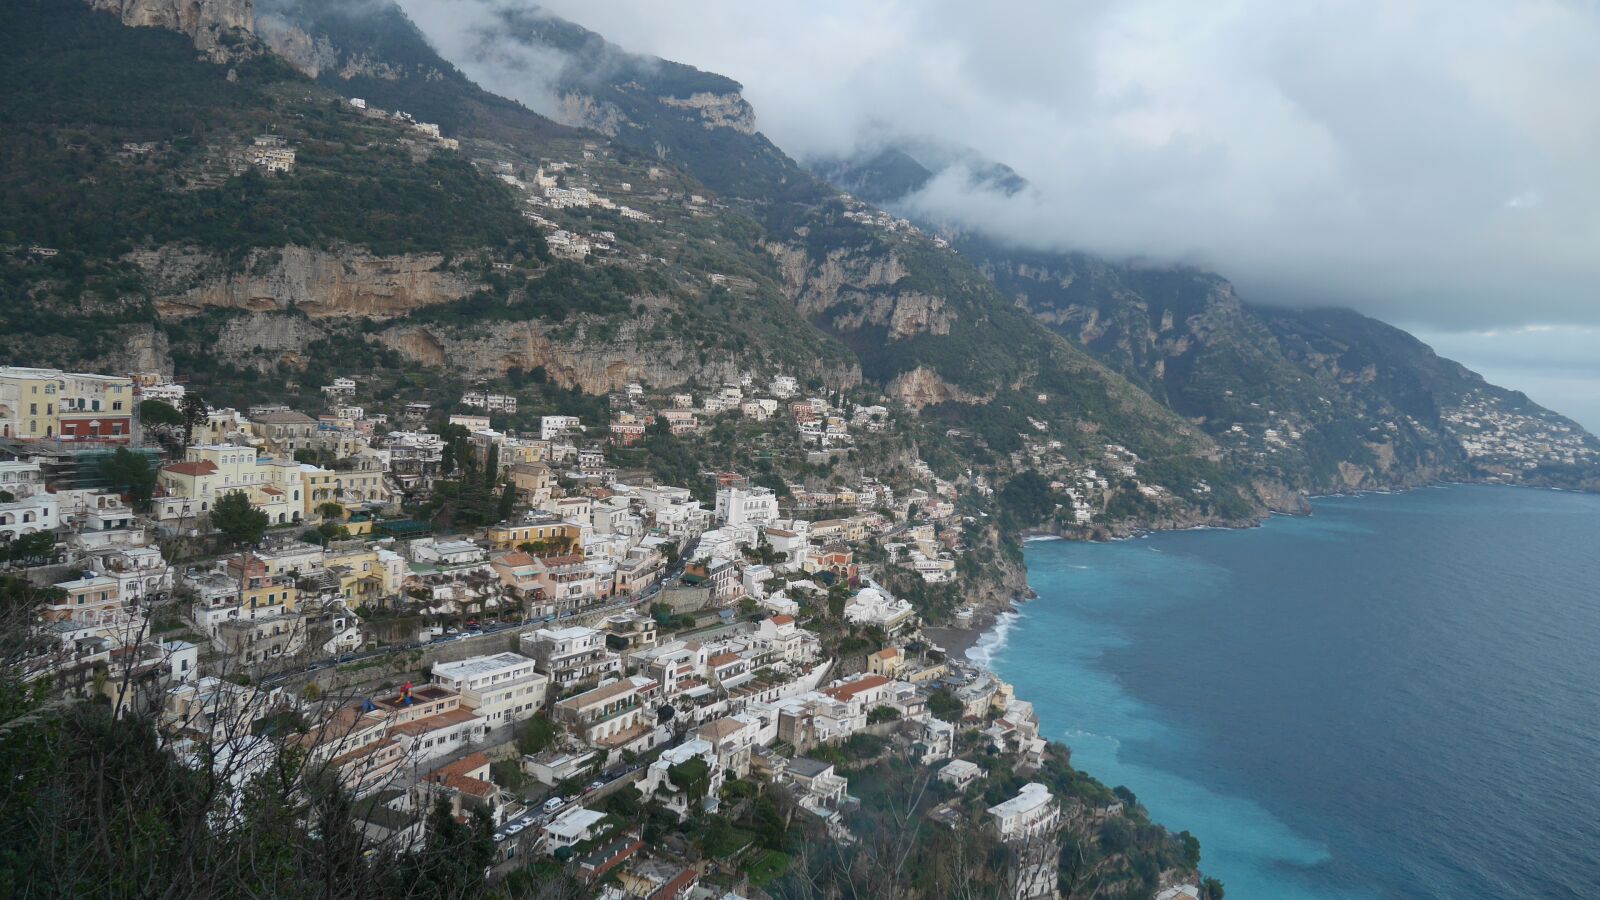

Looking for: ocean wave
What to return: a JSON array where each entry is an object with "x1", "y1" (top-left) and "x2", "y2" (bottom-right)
[
  {"x1": 966, "y1": 611, "x2": 1020, "y2": 669},
  {"x1": 1024, "y1": 534, "x2": 1064, "y2": 543},
  {"x1": 1063, "y1": 728, "x2": 1122, "y2": 751}
]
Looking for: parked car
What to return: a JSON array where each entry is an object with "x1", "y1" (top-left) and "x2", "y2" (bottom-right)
[
  {"x1": 504, "y1": 823, "x2": 524, "y2": 836},
  {"x1": 543, "y1": 797, "x2": 564, "y2": 812}
]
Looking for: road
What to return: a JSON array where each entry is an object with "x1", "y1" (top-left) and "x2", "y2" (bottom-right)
[{"x1": 489, "y1": 763, "x2": 647, "y2": 867}]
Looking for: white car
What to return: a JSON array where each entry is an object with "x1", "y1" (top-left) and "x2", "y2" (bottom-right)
[
  {"x1": 504, "y1": 822, "x2": 524, "y2": 836},
  {"x1": 543, "y1": 797, "x2": 564, "y2": 812}
]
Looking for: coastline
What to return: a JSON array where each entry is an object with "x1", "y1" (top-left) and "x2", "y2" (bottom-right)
[
  {"x1": 924, "y1": 622, "x2": 987, "y2": 661},
  {"x1": 980, "y1": 484, "x2": 1600, "y2": 898}
]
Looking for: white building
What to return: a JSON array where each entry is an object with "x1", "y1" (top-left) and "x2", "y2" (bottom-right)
[
  {"x1": 430, "y1": 652, "x2": 549, "y2": 728},
  {"x1": 715, "y1": 486, "x2": 778, "y2": 528},
  {"x1": 939, "y1": 759, "x2": 983, "y2": 791},
  {"x1": 539, "y1": 415, "x2": 581, "y2": 441},
  {"x1": 0, "y1": 460, "x2": 58, "y2": 544},
  {"x1": 521, "y1": 625, "x2": 620, "y2": 689},
  {"x1": 843, "y1": 586, "x2": 918, "y2": 634},
  {"x1": 461, "y1": 392, "x2": 518, "y2": 413},
  {"x1": 543, "y1": 807, "x2": 608, "y2": 850},
  {"x1": 987, "y1": 783, "x2": 1060, "y2": 841}
]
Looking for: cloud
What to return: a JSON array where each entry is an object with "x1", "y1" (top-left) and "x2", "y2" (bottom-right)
[
  {"x1": 390, "y1": 0, "x2": 1600, "y2": 419},
  {"x1": 413, "y1": 0, "x2": 1600, "y2": 335}
]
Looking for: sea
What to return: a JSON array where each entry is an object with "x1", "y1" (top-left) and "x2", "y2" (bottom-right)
[{"x1": 977, "y1": 484, "x2": 1600, "y2": 899}]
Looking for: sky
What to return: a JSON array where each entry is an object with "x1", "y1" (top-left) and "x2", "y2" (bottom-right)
[{"x1": 394, "y1": 0, "x2": 1600, "y2": 431}]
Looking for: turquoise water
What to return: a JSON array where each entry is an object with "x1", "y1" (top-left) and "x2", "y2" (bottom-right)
[{"x1": 984, "y1": 485, "x2": 1600, "y2": 898}]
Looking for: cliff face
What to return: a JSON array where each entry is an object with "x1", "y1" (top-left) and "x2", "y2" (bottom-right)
[
  {"x1": 885, "y1": 367, "x2": 981, "y2": 410},
  {"x1": 131, "y1": 246, "x2": 476, "y2": 319},
  {"x1": 85, "y1": 0, "x2": 255, "y2": 59},
  {"x1": 657, "y1": 92, "x2": 758, "y2": 134},
  {"x1": 376, "y1": 319, "x2": 846, "y2": 395}
]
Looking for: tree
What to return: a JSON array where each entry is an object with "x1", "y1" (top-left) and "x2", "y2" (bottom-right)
[
  {"x1": 4, "y1": 532, "x2": 58, "y2": 566},
  {"x1": 98, "y1": 447, "x2": 157, "y2": 509},
  {"x1": 517, "y1": 714, "x2": 559, "y2": 755},
  {"x1": 438, "y1": 423, "x2": 473, "y2": 475},
  {"x1": 668, "y1": 757, "x2": 712, "y2": 804},
  {"x1": 139, "y1": 398, "x2": 183, "y2": 427},
  {"x1": 316, "y1": 501, "x2": 344, "y2": 521},
  {"x1": 394, "y1": 798, "x2": 495, "y2": 896},
  {"x1": 868, "y1": 705, "x2": 901, "y2": 724},
  {"x1": 927, "y1": 688, "x2": 963, "y2": 723},
  {"x1": 212, "y1": 491, "x2": 268, "y2": 548},
  {"x1": 496, "y1": 481, "x2": 517, "y2": 523},
  {"x1": 179, "y1": 393, "x2": 207, "y2": 448}
]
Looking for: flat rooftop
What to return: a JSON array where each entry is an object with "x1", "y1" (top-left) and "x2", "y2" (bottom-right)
[{"x1": 432, "y1": 652, "x2": 538, "y2": 680}]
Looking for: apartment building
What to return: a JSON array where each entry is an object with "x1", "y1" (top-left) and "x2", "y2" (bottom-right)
[
  {"x1": 0, "y1": 367, "x2": 135, "y2": 441},
  {"x1": 431, "y1": 653, "x2": 549, "y2": 727},
  {"x1": 521, "y1": 626, "x2": 621, "y2": 689}
]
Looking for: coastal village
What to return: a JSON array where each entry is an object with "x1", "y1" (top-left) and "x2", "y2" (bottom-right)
[
  {"x1": 0, "y1": 362, "x2": 1208, "y2": 899},
  {"x1": 7, "y1": 90, "x2": 1594, "y2": 900}
]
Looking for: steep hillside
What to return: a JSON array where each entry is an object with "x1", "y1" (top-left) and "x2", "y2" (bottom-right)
[
  {"x1": 817, "y1": 144, "x2": 1600, "y2": 495},
  {"x1": 1, "y1": 0, "x2": 862, "y2": 401},
  {"x1": 255, "y1": 0, "x2": 573, "y2": 146},
  {"x1": 456, "y1": 9, "x2": 1243, "y2": 508}
]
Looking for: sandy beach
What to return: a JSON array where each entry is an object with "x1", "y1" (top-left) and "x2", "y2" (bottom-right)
[{"x1": 924, "y1": 623, "x2": 987, "y2": 662}]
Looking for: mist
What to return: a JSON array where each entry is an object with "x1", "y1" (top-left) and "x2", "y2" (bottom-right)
[{"x1": 391, "y1": 0, "x2": 1600, "y2": 417}]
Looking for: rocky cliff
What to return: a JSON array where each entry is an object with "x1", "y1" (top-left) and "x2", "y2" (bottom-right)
[
  {"x1": 85, "y1": 0, "x2": 255, "y2": 60},
  {"x1": 657, "y1": 91, "x2": 758, "y2": 134},
  {"x1": 377, "y1": 317, "x2": 858, "y2": 395},
  {"x1": 132, "y1": 245, "x2": 477, "y2": 319}
]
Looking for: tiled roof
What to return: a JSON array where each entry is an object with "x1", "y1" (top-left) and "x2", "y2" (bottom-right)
[
  {"x1": 824, "y1": 674, "x2": 891, "y2": 702},
  {"x1": 388, "y1": 707, "x2": 479, "y2": 737},
  {"x1": 162, "y1": 460, "x2": 218, "y2": 476},
  {"x1": 433, "y1": 751, "x2": 491, "y2": 779},
  {"x1": 255, "y1": 410, "x2": 318, "y2": 425}
]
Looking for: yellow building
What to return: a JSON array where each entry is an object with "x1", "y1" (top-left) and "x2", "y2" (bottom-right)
[
  {"x1": 0, "y1": 367, "x2": 135, "y2": 441},
  {"x1": 157, "y1": 445, "x2": 299, "y2": 525},
  {"x1": 487, "y1": 516, "x2": 581, "y2": 553},
  {"x1": 228, "y1": 553, "x2": 299, "y2": 616},
  {"x1": 507, "y1": 462, "x2": 554, "y2": 505},
  {"x1": 868, "y1": 647, "x2": 905, "y2": 678},
  {"x1": 323, "y1": 546, "x2": 386, "y2": 605},
  {"x1": 262, "y1": 459, "x2": 338, "y2": 522},
  {"x1": 333, "y1": 452, "x2": 390, "y2": 507},
  {"x1": 501, "y1": 441, "x2": 548, "y2": 465}
]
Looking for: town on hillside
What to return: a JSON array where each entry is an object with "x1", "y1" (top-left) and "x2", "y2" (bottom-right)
[{"x1": 0, "y1": 363, "x2": 1212, "y2": 899}]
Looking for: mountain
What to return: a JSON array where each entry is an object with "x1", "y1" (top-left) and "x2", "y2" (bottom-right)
[
  {"x1": 1, "y1": 0, "x2": 862, "y2": 403},
  {"x1": 813, "y1": 143, "x2": 1600, "y2": 495},
  {"x1": 10, "y1": 3, "x2": 1590, "y2": 896},
  {"x1": 458, "y1": 15, "x2": 1217, "y2": 412},
  {"x1": 5, "y1": 0, "x2": 1593, "y2": 518}
]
